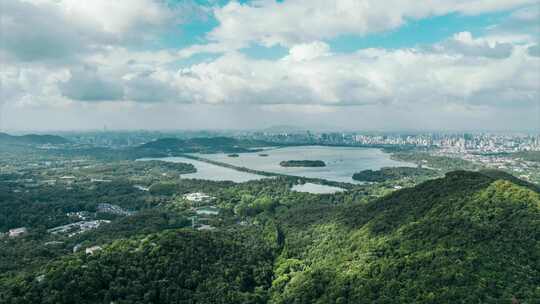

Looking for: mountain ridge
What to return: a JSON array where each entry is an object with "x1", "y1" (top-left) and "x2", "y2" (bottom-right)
[
  {"x1": 274, "y1": 170, "x2": 539, "y2": 303},
  {"x1": 0, "y1": 132, "x2": 70, "y2": 146},
  {"x1": 137, "y1": 136, "x2": 270, "y2": 154}
]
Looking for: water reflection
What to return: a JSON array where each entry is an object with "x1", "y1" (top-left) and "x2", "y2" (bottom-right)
[
  {"x1": 291, "y1": 183, "x2": 346, "y2": 194},
  {"x1": 139, "y1": 157, "x2": 266, "y2": 183},
  {"x1": 193, "y1": 146, "x2": 413, "y2": 183}
]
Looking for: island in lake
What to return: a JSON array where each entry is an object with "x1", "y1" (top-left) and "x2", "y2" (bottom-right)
[
  {"x1": 352, "y1": 167, "x2": 437, "y2": 182},
  {"x1": 279, "y1": 160, "x2": 326, "y2": 167}
]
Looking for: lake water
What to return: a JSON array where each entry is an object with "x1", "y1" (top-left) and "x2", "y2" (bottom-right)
[
  {"x1": 192, "y1": 146, "x2": 413, "y2": 183},
  {"x1": 291, "y1": 183, "x2": 346, "y2": 194},
  {"x1": 138, "y1": 157, "x2": 266, "y2": 183}
]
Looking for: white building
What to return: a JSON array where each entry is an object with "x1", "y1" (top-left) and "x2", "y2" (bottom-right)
[
  {"x1": 197, "y1": 224, "x2": 215, "y2": 231},
  {"x1": 134, "y1": 185, "x2": 149, "y2": 192},
  {"x1": 9, "y1": 227, "x2": 28, "y2": 237},
  {"x1": 195, "y1": 206, "x2": 220, "y2": 216},
  {"x1": 91, "y1": 178, "x2": 112, "y2": 183},
  {"x1": 183, "y1": 192, "x2": 214, "y2": 203},
  {"x1": 85, "y1": 246, "x2": 102, "y2": 255}
]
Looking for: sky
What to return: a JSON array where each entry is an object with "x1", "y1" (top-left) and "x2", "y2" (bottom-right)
[{"x1": 0, "y1": 0, "x2": 539, "y2": 132}]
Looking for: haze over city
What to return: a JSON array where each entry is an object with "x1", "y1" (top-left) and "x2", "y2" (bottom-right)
[{"x1": 1, "y1": 0, "x2": 539, "y2": 131}]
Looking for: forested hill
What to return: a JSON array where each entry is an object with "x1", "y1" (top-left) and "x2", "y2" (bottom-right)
[
  {"x1": 273, "y1": 170, "x2": 540, "y2": 303},
  {"x1": 137, "y1": 137, "x2": 270, "y2": 154},
  {"x1": 1, "y1": 229, "x2": 277, "y2": 304},
  {"x1": 0, "y1": 133, "x2": 70, "y2": 146},
  {"x1": 2, "y1": 171, "x2": 538, "y2": 303}
]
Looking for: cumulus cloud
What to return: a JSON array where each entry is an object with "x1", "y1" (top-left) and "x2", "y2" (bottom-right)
[
  {"x1": 182, "y1": 0, "x2": 537, "y2": 57},
  {"x1": 168, "y1": 43, "x2": 539, "y2": 107},
  {"x1": 486, "y1": 4, "x2": 540, "y2": 44},
  {"x1": 4, "y1": 36, "x2": 538, "y2": 109},
  {"x1": 0, "y1": 0, "x2": 99, "y2": 62},
  {"x1": 431, "y1": 32, "x2": 514, "y2": 58},
  {"x1": 0, "y1": 0, "x2": 194, "y2": 62},
  {"x1": 285, "y1": 41, "x2": 331, "y2": 61},
  {"x1": 2, "y1": 0, "x2": 539, "y2": 131},
  {"x1": 59, "y1": 67, "x2": 124, "y2": 101},
  {"x1": 124, "y1": 71, "x2": 179, "y2": 102},
  {"x1": 528, "y1": 45, "x2": 540, "y2": 57},
  {"x1": 0, "y1": 63, "x2": 71, "y2": 108}
]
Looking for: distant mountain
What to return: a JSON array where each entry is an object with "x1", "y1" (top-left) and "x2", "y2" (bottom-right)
[
  {"x1": 261, "y1": 124, "x2": 342, "y2": 133},
  {"x1": 137, "y1": 136, "x2": 270, "y2": 154},
  {"x1": 261, "y1": 125, "x2": 307, "y2": 133},
  {"x1": 0, "y1": 132, "x2": 70, "y2": 146}
]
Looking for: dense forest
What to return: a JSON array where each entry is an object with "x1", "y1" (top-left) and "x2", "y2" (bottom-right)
[
  {"x1": 1, "y1": 229, "x2": 276, "y2": 304},
  {"x1": 2, "y1": 170, "x2": 539, "y2": 303},
  {"x1": 272, "y1": 171, "x2": 540, "y2": 303},
  {"x1": 137, "y1": 137, "x2": 270, "y2": 154},
  {"x1": 279, "y1": 160, "x2": 326, "y2": 167},
  {"x1": 31, "y1": 137, "x2": 273, "y2": 162},
  {"x1": 352, "y1": 166, "x2": 438, "y2": 182},
  {"x1": 391, "y1": 152, "x2": 481, "y2": 171}
]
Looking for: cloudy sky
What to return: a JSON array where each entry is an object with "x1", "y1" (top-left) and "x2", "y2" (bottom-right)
[{"x1": 1, "y1": 0, "x2": 539, "y2": 131}]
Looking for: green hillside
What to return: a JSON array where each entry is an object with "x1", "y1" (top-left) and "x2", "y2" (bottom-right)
[
  {"x1": 137, "y1": 137, "x2": 270, "y2": 154},
  {"x1": 352, "y1": 166, "x2": 438, "y2": 182},
  {"x1": 1, "y1": 229, "x2": 276, "y2": 304},
  {"x1": 273, "y1": 171, "x2": 540, "y2": 303},
  {"x1": 1, "y1": 171, "x2": 538, "y2": 303}
]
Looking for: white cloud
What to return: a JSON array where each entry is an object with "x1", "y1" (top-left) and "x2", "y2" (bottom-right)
[
  {"x1": 4, "y1": 35, "x2": 538, "y2": 109},
  {"x1": 486, "y1": 4, "x2": 540, "y2": 44},
  {"x1": 180, "y1": 0, "x2": 538, "y2": 57},
  {"x1": 0, "y1": 64, "x2": 71, "y2": 108},
  {"x1": 124, "y1": 71, "x2": 179, "y2": 102},
  {"x1": 446, "y1": 0, "x2": 539, "y2": 14},
  {"x1": 2, "y1": 0, "x2": 539, "y2": 131},
  {"x1": 431, "y1": 31, "x2": 514, "y2": 58},
  {"x1": 0, "y1": 0, "x2": 192, "y2": 62},
  {"x1": 45, "y1": 0, "x2": 174, "y2": 34},
  {"x1": 19, "y1": 0, "x2": 183, "y2": 34},
  {"x1": 165, "y1": 40, "x2": 539, "y2": 108},
  {"x1": 285, "y1": 41, "x2": 331, "y2": 61},
  {"x1": 59, "y1": 67, "x2": 124, "y2": 101}
]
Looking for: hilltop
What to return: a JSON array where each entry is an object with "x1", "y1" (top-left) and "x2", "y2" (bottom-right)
[
  {"x1": 137, "y1": 136, "x2": 270, "y2": 154},
  {"x1": 0, "y1": 133, "x2": 70, "y2": 146},
  {"x1": 274, "y1": 170, "x2": 540, "y2": 303}
]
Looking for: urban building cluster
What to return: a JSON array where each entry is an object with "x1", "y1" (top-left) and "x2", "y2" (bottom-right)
[{"x1": 250, "y1": 132, "x2": 540, "y2": 153}]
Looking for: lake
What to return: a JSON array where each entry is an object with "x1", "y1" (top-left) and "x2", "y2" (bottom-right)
[
  {"x1": 192, "y1": 146, "x2": 413, "y2": 183},
  {"x1": 138, "y1": 156, "x2": 266, "y2": 183},
  {"x1": 291, "y1": 183, "x2": 346, "y2": 194}
]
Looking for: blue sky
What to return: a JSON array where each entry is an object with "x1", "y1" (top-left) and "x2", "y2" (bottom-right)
[
  {"x1": 1, "y1": 0, "x2": 539, "y2": 131},
  {"x1": 157, "y1": 4, "x2": 516, "y2": 61},
  {"x1": 329, "y1": 12, "x2": 510, "y2": 51}
]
